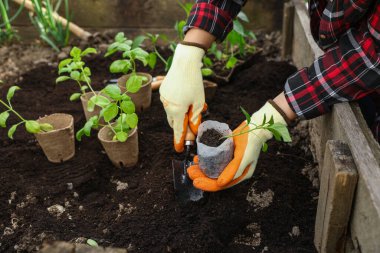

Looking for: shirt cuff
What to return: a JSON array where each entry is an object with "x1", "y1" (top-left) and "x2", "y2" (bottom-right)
[{"x1": 184, "y1": 1, "x2": 241, "y2": 42}]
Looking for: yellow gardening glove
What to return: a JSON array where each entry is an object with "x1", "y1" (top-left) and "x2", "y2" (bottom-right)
[
  {"x1": 160, "y1": 44, "x2": 207, "y2": 152},
  {"x1": 188, "y1": 102, "x2": 289, "y2": 191}
]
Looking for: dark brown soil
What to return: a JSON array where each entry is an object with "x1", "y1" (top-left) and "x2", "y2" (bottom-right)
[
  {"x1": 200, "y1": 129, "x2": 225, "y2": 147},
  {"x1": 0, "y1": 52, "x2": 318, "y2": 253}
]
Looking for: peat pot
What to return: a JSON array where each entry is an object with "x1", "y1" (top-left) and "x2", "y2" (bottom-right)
[
  {"x1": 196, "y1": 120, "x2": 234, "y2": 178},
  {"x1": 98, "y1": 126, "x2": 139, "y2": 168},
  {"x1": 117, "y1": 73, "x2": 152, "y2": 112},
  {"x1": 35, "y1": 113, "x2": 75, "y2": 163},
  {"x1": 80, "y1": 91, "x2": 104, "y2": 123}
]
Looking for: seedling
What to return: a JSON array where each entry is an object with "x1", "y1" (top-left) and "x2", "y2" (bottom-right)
[
  {"x1": 105, "y1": 32, "x2": 150, "y2": 91},
  {"x1": 0, "y1": 0, "x2": 24, "y2": 44},
  {"x1": 56, "y1": 46, "x2": 99, "y2": 101},
  {"x1": 0, "y1": 86, "x2": 53, "y2": 139},
  {"x1": 225, "y1": 107, "x2": 292, "y2": 152},
  {"x1": 76, "y1": 84, "x2": 138, "y2": 143},
  {"x1": 29, "y1": 0, "x2": 71, "y2": 51}
]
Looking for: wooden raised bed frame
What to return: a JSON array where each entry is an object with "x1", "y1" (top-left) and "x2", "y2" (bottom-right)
[{"x1": 282, "y1": 1, "x2": 380, "y2": 252}]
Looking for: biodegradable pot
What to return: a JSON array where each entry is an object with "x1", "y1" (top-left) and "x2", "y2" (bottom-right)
[
  {"x1": 80, "y1": 91, "x2": 103, "y2": 123},
  {"x1": 196, "y1": 120, "x2": 234, "y2": 178},
  {"x1": 204, "y1": 80, "x2": 218, "y2": 102},
  {"x1": 98, "y1": 126, "x2": 139, "y2": 168},
  {"x1": 117, "y1": 73, "x2": 152, "y2": 112},
  {"x1": 35, "y1": 113, "x2": 75, "y2": 163}
]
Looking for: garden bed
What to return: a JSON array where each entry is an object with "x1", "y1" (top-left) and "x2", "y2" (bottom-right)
[{"x1": 0, "y1": 50, "x2": 317, "y2": 253}]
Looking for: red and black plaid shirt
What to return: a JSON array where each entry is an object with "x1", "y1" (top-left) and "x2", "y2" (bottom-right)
[{"x1": 185, "y1": 0, "x2": 380, "y2": 119}]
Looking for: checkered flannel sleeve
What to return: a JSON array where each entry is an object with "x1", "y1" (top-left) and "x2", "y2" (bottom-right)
[
  {"x1": 184, "y1": 0, "x2": 246, "y2": 41},
  {"x1": 285, "y1": 29, "x2": 380, "y2": 119}
]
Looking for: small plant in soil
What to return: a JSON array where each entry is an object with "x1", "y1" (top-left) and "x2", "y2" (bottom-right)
[
  {"x1": 105, "y1": 32, "x2": 150, "y2": 90},
  {"x1": 76, "y1": 83, "x2": 138, "y2": 142},
  {"x1": 226, "y1": 107, "x2": 292, "y2": 152},
  {"x1": 0, "y1": 0, "x2": 24, "y2": 44},
  {"x1": 0, "y1": 86, "x2": 53, "y2": 138},
  {"x1": 56, "y1": 46, "x2": 99, "y2": 101}
]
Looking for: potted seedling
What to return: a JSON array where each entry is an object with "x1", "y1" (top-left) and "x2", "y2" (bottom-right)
[
  {"x1": 76, "y1": 83, "x2": 139, "y2": 168},
  {"x1": 196, "y1": 107, "x2": 291, "y2": 178},
  {"x1": 145, "y1": 33, "x2": 218, "y2": 101},
  {"x1": 56, "y1": 46, "x2": 110, "y2": 123},
  {"x1": 0, "y1": 85, "x2": 75, "y2": 163},
  {"x1": 105, "y1": 32, "x2": 152, "y2": 112}
]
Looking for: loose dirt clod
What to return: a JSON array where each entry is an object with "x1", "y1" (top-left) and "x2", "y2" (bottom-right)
[
  {"x1": 47, "y1": 204, "x2": 65, "y2": 217},
  {"x1": 246, "y1": 187, "x2": 274, "y2": 211}
]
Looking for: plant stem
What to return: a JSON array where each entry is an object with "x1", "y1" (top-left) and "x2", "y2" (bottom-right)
[
  {"x1": 154, "y1": 47, "x2": 167, "y2": 65},
  {"x1": 0, "y1": 0, "x2": 12, "y2": 32},
  {"x1": 80, "y1": 66, "x2": 96, "y2": 94},
  {"x1": 0, "y1": 99, "x2": 26, "y2": 122}
]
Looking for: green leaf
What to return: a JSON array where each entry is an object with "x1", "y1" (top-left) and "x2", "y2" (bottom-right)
[
  {"x1": 132, "y1": 35, "x2": 146, "y2": 49},
  {"x1": 70, "y1": 93, "x2": 81, "y2": 101},
  {"x1": 226, "y1": 56, "x2": 238, "y2": 69},
  {"x1": 87, "y1": 239, "x2": 98, "y2": 247},
  {"x1": 268, "y1": 127, "x2": 282, "y2": 141},
  {"x1": 262, "y1": 142, "x2": 268, "y2": 152},
  {"x1": 240, "y1": 106, "x2": 251, "y2": 124},
  {"x1": 115, "y1": 131, "x2": 128, "y2": 142},
  {"x1": 90, "y1": 95, "x2": 110, "y2": 108},
  {"x1": 120, "y1": 100, "x2": 135, "y2": 114},
  {"x1": 233, "y1": 20, "x2": 246, "y2": 37},
  {"x1": 83, "y1": 119, "x2": 94, "y2": 136},
  {"x1": 269, "y1": 123, "x2": 292, "y2": 142},
  {"x1": 125, "y1": 113, "x2": 138, "y2": 129},
  {"x1": 58, "y1": 58, "x2": 72, "y2": 70},
  {"x1": 126, "y1": 75, "x2": 142, "y2": 93},
  {"x1": 201, "y1": 68, "x2": 213, "y2": 77},
  {"x1": 56, "y1": 76, "x2": 71, "y2": 83},
  {"x1": 165, "y1": 56, "x2": 173, "y2": 71},
  {"x1": 70, "y1": 47, "x2": 82, "y2": 57},
  {"x1": 131, "y1": 48, "x2": 149, "y2": 66},
  {"x1": 81, "y1": 85, "x2": 89, "y2": 92},
  {"x1": 0, "y1": 111, "x2": 10, "y2": 127},
  {"x1": 81, "y1": 47, "x2": 97, "y2": 56},
  {"x1": 7, "y1": 86, "x2": 20, "y2": 101},
  {"x1": 103, "y1": 85, "x2": 121, "y2": 100},
  {"x1": 148, "y1": 52, "x2": 157, "y2": 70},
  {"x1": 83, "y1": 67, "x2": 91, "y2": 76},
  {"x1": 8, "y1": 124, "x2": 18, "y2": 139},
  {"x1": 70, "y1": 71, "x2": 80, "y2": 80},
  {"x1": 115, "y1": 32, "x2": 126, "y2": 43},
  {"x1": 58, "y1": 67, "x2": 71, "y2": 75},
  {"x1": 237, "y1": 11, "x2": 249, "y2": 22},
  {"x1": 103, "y1": 103, "x2": 119, "y2": 122},
  {"x1": 76, "y1": 128, "x2": 85, "y2": 141},
  {"x1": 25, "y1": 120, "x2": 41, "y2": 134},
  {"x1": 203, "y1": 56, "x2": 213, "y2": 67},
  {"x1": 87, "y1": 99, "x2": 96, "y2": 112},
  {"x1": 110, "y1": 60, "x2": 131, "y2": 74},
  {"x1": 262, "y1": 114, "x2": 267, "y2": 126},
  {"x1": 268, "y1": 115, "x2": 274, "y2": 125},
  {"x1": 40, "y1": 123, "x2": 53, "y2": 132}
]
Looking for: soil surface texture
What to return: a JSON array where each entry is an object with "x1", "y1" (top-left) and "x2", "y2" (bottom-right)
[
  {"x1": 0, "y1": 51, "x2": 318, "y2": 253},
  {"x1": 200, "y1": 129, "x2": 225, "y2": 147}
]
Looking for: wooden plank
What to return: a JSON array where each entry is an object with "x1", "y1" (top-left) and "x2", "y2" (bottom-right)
[
  {"x1": 8, "y1": 0, "x2": 282, "y2": 29},
  {"x1": 39, "y1": 241, "x2": 128, "y2": 253},
  {"x1": 281, "y1": 2, "x2": 295, "y2": 60},
  {"x1": 290, "y1": 1, "x2": 380, "y2": 252},
  {"x1": 314, "y1": 140, "x2": 358, "y2": 253}
]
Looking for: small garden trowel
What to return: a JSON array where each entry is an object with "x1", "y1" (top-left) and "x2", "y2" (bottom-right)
[{"x1": 172, "y1": 127, "x2": 204, "y2": 202}]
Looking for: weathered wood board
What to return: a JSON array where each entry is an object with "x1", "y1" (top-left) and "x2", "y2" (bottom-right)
[
  {"x1": 314, "y1": 140, "x2": 358, "y2": 253},
  {"x1": 8, "y1": 0, "x2": 286, "y2": 40},
  {"x1": 289, "y1": 0, "x2": 380, "y2": 252}
]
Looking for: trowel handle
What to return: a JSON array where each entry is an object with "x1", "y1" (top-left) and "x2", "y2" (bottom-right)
[{"x1": 185, "y1": 126, "x2": 196, "y2": 142}]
